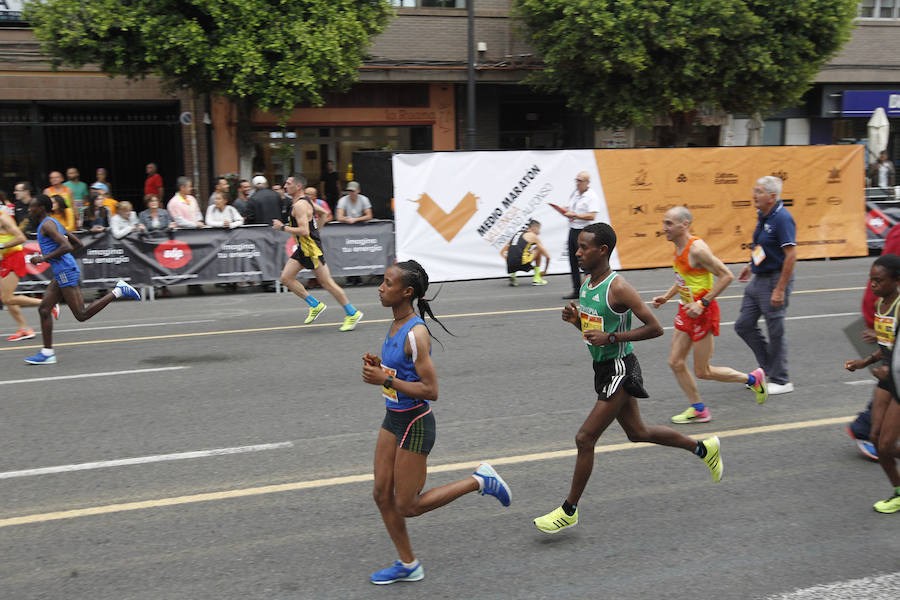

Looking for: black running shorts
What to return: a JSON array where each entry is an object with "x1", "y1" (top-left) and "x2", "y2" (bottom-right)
[
  {"x1": 381, "y1": 403, "x2": 436, "y2": 455},
  {"x1": 592, "y1": 353, "x2": 649, "y2": 401}
]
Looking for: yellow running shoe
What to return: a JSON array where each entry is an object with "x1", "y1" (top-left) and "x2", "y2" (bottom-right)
[
  {"x1": 701, "y1": 436, "x2": 723, "y2": 483},
  {"x1": 534, "y1": 506, "x2": 578, "y2": 533},
  {"x1": 304, "y1": 302, "x2": 327, "y2": 324},
  {"x1": 873, "y1": 494, "x2": 900, "y2": 514},
  {"x1": 532, "y1": 277, "x2": 548, "y2": 286},
  {"x1": 339, "y1": 310, "x2": 364, "y2": 332},
  {"x1": 672, "y1": 406, "x2": 711, "y2": 424}
]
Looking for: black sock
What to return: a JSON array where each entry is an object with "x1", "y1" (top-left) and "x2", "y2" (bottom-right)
[
  {"x1": 561, "y1": 500, "x2": 576, "y2": 516},
  {"x1": 694, "y1": 441, "x2": 707, "y2": 458}
]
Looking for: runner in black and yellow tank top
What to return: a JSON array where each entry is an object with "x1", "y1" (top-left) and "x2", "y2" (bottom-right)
[
  {"x1": 533, "y1": 222, "x2": 724, "y2": 535},
  {"x1": 505, "y1": 219, "x2": 550, "y2": 287},
  {"x1": 652, "y1": 207, "x2": 768, "y2": 426},
  {"x1": 272, "y1": 173, "x2": 364, "y2": 332},
  {"x1": 844, "y1": 254, "x2": 900, "y2": 514}
]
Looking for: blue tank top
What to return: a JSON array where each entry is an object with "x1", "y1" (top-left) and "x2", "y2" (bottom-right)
[
  {"x1": 38, "y1": 217, "x2": 78, "y2": 273},
  {"x1": 380, "y1": 315, "x2": 429, "y2": 410}
]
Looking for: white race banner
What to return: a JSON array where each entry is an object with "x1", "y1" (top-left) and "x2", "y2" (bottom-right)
[{"x1": 392, "y1": 150, "x2": 619, "y2": 282}]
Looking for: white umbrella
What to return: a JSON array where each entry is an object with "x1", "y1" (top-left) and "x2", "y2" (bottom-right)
[
  {"x1": 746, "y1": 113, "x2": 764, "y2": 146},
  {"x1": 867, "y1": 106, "x2": 890, "y2": 160}
]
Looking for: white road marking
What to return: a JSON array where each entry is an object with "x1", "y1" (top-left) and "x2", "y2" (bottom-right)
[
  {"x1": 0, "y1": 441, "x2": 294, "y2": 480},
  {"x1": 0, "y1": 366, "x2": 190, "y2": 386},
  {"x1": 764, "y1": 571, "x2": 900, "y2": 599},
  {"x1": 844, "y1": 380, "x2": 876, "y2": 386}
]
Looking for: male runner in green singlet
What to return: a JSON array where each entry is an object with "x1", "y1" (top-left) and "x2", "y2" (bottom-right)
[{"x1": 533, "y1": 222, "x2": 723, "y2": 534}]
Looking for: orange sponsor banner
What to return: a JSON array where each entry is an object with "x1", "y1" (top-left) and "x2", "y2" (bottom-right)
[{"x1": 594, "y1": 145, "x2": 866, "y2": 269}]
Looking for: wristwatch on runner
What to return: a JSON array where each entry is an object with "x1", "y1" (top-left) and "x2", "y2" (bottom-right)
[
  {"x1": 383, "y1": 375, "x2": 394, "y2": 389},
  {"x1": 700, "y1": 297, "x2": 711, "y2": 308}
]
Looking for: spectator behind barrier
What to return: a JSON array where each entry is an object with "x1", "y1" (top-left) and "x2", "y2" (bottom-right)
[
  {"x1": 205, "y1": 191, "x2": 245, "y2": 228},
  {"x1": 138, "y1": 194, "x2": 175, "y2": 233},
  {"x1": 111, "y1": 201, "x2": 140, "y2": 239},
  {"x1": 233, "y1": 179, "x2": 251, "y2": 218},
  {"x1": 82, "y1": 191, "x2": 111, "y2": 232},
  {"x1": 44, "y1": 170, "x2": 73, "y2": 209},
  {"x1": 167, "y1": 177, "x2": 204, "y2": 229},
  {"x1": 336, "y1": 181, "x2": 372, "y2": 224},
  {"x1": 305, "y1": 186, "x2": 332, "y2": 229},
  {"x1": 49, "y1": 194, "x2": 75, "y2": 232},
  {"x1": 247, "y1": 175, "x2": 287, "y2": 225},
  {"x1": 93, "y1": 167, "x2": 111, "y2": 195},
  {"x1": 11, "y1": 182, "x2": 35, "y2": 233}
]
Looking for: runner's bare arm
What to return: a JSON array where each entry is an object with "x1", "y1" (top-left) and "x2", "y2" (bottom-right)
[
  {"x1": 652, "y1": 282, "x2": 680, "y2": 308},
  {"x1": 609, "y1": 276, "x2": 664, "y2": 342},
  {"x1": 275, "y1": 201, "x2": 311, "y2": 237},
  {"x1": 67, "y1": 232, "x2": 84, "y2": 251},
  {"x1": 688, "y1": 239, "x2": 734, "y2": 301},
  {"x1": 0, "y1": 213, "x2": 26, "y2": 247}
]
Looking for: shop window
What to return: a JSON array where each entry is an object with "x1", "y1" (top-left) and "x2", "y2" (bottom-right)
[
  {"x1": 762, "y1": 120, "x2": 784, "y2": 146},
  {"x1": 859, "y1": 0, "x2": 899, "y2": 18},
  {"x1": 392, "y1": 0, "x2": 466, "y2": 6}
]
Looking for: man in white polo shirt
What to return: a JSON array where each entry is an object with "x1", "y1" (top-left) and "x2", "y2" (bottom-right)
[{"x1": 562, "y1": 171, "x2": 601, "y2": 299}]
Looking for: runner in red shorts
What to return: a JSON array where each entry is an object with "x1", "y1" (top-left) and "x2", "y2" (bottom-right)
[
  {"x1": 652, "y1": 206, "x2": 768, "y2": 424},
  {"x1": 0, "y1": 211, "x2": 54, "y2": 341}
]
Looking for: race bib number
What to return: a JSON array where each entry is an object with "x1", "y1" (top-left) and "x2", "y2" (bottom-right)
[
  {"x1": 580, "y1": 310, "x2": 604, "y2": 345},
  {"x1": 751, "y1": 245, "x2": 766, "y2": 266},
  {"x1": 381, "y1": 364, "x2": 398, "y2": 402},
  {"x1": 874, "y1": 314, "x2": 896, "y2": 349}
]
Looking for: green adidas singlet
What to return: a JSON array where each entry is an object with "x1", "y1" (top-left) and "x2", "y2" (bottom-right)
[{"x1": 578, "y1": 271, "x2": 633, "y2": 362}]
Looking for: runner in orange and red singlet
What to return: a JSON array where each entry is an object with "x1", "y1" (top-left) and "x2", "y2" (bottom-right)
[{"x1": 652, "y1": 206, "x2": 768, "y2": 424}]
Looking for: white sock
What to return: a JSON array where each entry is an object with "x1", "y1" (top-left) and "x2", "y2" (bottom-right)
[
  {"x1": 41, "y1": 348, "x2": 55, "y2": 356},
  {"x1": 401, "y1": 559, "x2": 419, "y2": 569},
  {"x1": 111, "y1": 287, "x2": 123, "y2": 298},
  {"x1": 471, "y1": 474, "x2": 485, "y2": 492}
]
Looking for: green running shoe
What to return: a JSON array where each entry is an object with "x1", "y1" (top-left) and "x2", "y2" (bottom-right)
[
  {"x1": 532, "y1": 277, "x2": 548, "y2": 286},
  {"x1": 534, "y1": 506, "x2": 578, "y2": 533},
  {"x1": 748, "y1": 367, "x2": 768, "y2": 405},
  {"x1": 304, "y1": 302, "x2": 327, "y2": 324},
  {"x1": 701, "y1": 436, "x2": 723, "y2": 483},
  {"x1": 672, "y1": 406, "x2": 711, "y2": 424},
  {"x1": 339, "y1": 310, "x2": 364, "y2": 332},
  {"x1": 508, "y1": 273, "x2": 518, "y2": 287},
  {"x1": 873, "y1": 494, "x2": 900, "y2": 514}
]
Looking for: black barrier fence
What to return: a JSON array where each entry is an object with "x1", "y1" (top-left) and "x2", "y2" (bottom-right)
[{"x1": 16, "y1": 221, "x2": 395, "y2": 292}]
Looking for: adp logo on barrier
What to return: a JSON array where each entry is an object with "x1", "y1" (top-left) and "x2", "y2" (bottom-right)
[
  {"x1": 412, "y1": 192, "x2": 479, "y2": 242},
  {"x1": 154, "y1": 240, "x2": 193, "y2": 269},
  {"x1": 23, "y1": 242, "x2": 49, "y2": 275}
]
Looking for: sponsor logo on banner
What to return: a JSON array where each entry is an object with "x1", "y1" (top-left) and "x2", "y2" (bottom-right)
[
  {"x1": 827, "y1": 197, "x2": 843, "y2": 205},
  {"x1": 414, "y1": 192, "x2": 479, "y2": 242},
  {"x1": 714, "y1": 172, "x2": 739, "y2": 184},
  {"x1": 867, "y1": 209, "x2": 890, "y2": 235},
  {"x1": 23, "y1": 242, "x2": 49, "y2": 275},
  {"x1": 732, "y1": 200, "x2": 751, "y2": 207},
  {"x1": 806, "y1": 198, "x2": 818, "y2": 206},
  {"x1": 676, "y1": 173, "x2": 687, "y2": 183},
  {"x1": 154, "y1": 240, "x2": 192, "y2": 269},
  {"x1": 686, "y1": 203, "x2": 715, "y2": 210},
  {"x1": 771, "y1": 170, "x2": 788, "y2": 181},
  {"x1": 828, "y1": 168, "x2": 842, "y2": 184},
  {"x1": 654, "y1": 203, "x2": 676, "y2": 213},
  {"x1": 632, "y1": 232, "x2": 647, "y2": 238},
  {"x1": 782, "y1": 198, "x2": 794, "y2": 207},
  {"x1": 733, "y1": 225, "x2": 743, "y2": 236},
  {"x1": 631, "y1": 204, "x2": 647, "y2": 214},
  {"x1": 631, "y1": 169, "x2": 653, "y2": 190},
  {"x1": 707, "y1": 227, "x2": 723, "y2": 236}
]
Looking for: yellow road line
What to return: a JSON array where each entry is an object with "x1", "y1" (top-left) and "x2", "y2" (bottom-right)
[
  {"x1": 0, "y1": 415, "x2": 851, "y2": 529},
  {"x1": 0, "y1": 286, "x2": 865, "y2": 353}
]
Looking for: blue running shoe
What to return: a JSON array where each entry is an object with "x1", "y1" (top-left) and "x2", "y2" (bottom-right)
[
  {"x1": 370, "y1": 560, "x2": 424, "y2": 585},
  {"x1": 474, "y1": 462, "x2": 511, "y2": 506},
  {"x1": 25, "y1": 352, "x2": 56, "y2": 365},
  {"x1": 115, "y1": 279, "x2": 141, "y2": 301}
]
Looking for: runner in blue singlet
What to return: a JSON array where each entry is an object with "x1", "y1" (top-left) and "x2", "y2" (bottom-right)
[
  {"x1": 361, "y1": 260, "x2": 512, "y2": 585},
  {"x1": 23, "y1": 195, "x2": 141, "y2": 365}
]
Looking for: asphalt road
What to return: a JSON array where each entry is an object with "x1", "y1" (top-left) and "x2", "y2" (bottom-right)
[{"x1": 0, "y1": 256, "x2": 897, "y2": 600}]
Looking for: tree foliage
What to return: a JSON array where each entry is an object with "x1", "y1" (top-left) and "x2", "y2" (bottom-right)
[
  {"x1": 25, "y1": 0, "x2": 392, "y2": 112},
  {"x1": 514, "y1": 0, "x2": 858, "y2": 134}
]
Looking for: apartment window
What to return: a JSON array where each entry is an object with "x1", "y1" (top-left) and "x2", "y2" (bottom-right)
[
  {"x1": 859, "y1": 0, "x2": 900, "y2": 18},
  {"x1": 391, "y1": 0, "x2": 466, "y2": 7}
]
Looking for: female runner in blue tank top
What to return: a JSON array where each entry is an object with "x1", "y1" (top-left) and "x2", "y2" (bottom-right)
[{"x1": 361, "y1": 260, "x2": 512, "y2": 585}]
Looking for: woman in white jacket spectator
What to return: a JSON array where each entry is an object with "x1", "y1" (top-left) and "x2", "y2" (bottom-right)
[
  {"x1": 110, "y1": 201, "x2": 140, "y2": 239},
  {"x1": 205, "y1": 191, "x2": 244, "y2": 229}
]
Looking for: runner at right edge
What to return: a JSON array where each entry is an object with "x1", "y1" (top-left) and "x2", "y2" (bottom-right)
[{"x1": 534, "y1": 223, "x2": 722, "y2": 534}]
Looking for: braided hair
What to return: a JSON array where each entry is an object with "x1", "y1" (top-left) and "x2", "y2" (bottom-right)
[{"x1": 394, "y1": 260, "x2": 453, "y2": 339}]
